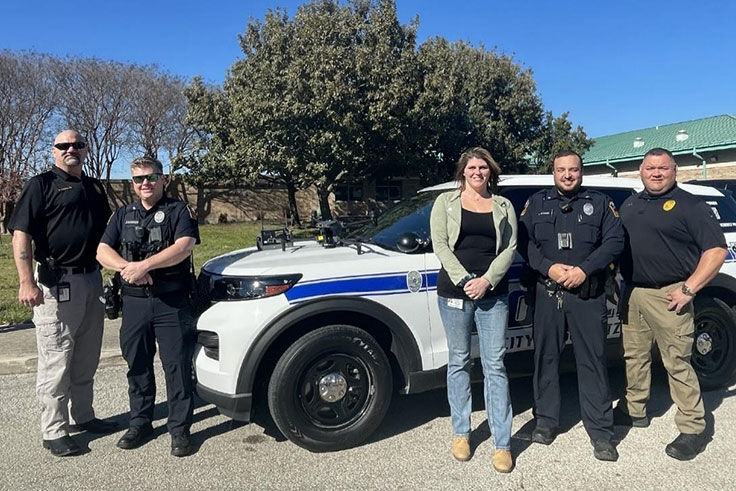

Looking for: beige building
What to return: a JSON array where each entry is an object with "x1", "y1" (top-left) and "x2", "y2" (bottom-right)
[{"x1": 583, "y1": 114, "x2": 736, "y2": 182}]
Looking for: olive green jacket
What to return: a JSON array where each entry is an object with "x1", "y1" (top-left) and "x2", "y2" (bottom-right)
[{"x1": 430, "y1": 189, "x2": 518, "y2": 288}]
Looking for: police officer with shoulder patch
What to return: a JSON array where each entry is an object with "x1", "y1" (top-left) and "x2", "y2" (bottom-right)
[
  {"x1": 9, "y1": 129, "x2": 118, "y2": 457},
  {"x1": 96, "y1": 156, "x2": 200, "y2": 457},
  {"x1": 615, "y1": 148, "x2": 726, "y2": 461},
  {"x1": 519, "y1": 150, "x2": 624, "y2": 461}
]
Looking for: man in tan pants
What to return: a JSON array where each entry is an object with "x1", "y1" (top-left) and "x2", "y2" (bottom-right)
[
  {"x1": 617, "y1": 147, "x2": 727, "y2": 460},
  {"x1": 9, "y1": 130, "x2": 118, "y2": 456}
]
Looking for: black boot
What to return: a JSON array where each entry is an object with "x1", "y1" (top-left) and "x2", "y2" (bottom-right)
[
  {"x1": 665, "y1": 433, "x2": 706, "y2": 461},
  {"x1": 43, "y1": 435, "x2": 82, "y2": 457}
]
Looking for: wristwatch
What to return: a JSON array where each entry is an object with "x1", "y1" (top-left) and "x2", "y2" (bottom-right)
[{"x1": 681, "y1": 284, "x2": 696, "y2": 297}]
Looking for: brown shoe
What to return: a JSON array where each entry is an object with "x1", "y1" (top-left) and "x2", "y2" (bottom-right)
[
  {"x1": 493, "y1": 449, "x2": 513, "y2": 473},
  {"x1": 451, "y1": 436, "x2": 471, "y2": 461}
]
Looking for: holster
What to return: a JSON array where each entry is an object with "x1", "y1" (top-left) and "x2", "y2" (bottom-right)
[
  {"x1": 37, "y1": 261, "x2": 63, "y2": 288},
  {"x1": 577, "y1": 273, "x2": 604, "y2": 300}
]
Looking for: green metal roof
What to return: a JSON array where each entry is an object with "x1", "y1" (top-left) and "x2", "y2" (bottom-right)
[{"x1": 583, "y1": 114, "x2": 736, "y2": 166}]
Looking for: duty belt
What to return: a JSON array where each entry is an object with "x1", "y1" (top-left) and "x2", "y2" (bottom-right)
[
  {"x1": 121, "y1": 282, "x2": 184, "y2": 298},
  {"x1": 538, "y1": 277, "x2": 561, "y2": 292},
  {"x1": 58, "y1": 264, "x2": 99, "y2": 275}
]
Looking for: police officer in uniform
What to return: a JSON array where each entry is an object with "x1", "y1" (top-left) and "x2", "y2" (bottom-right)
[
  {"x1": 9, "y1": 129, "x2": 117, "y2": 457},
  {"x1": 519, "y1": 150, "x2": 624, "y2": 461},
  {"x1": 616, "y1": 147, "x2": 726, "y2": 460},
  {"x1": 97, "y1": 156, "x2": 199, "y2": 457}
]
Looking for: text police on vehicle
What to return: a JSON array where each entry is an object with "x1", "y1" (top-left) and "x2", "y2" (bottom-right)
[{"x1": 193, "y1": 175, "x2": 736, "y2": 452}]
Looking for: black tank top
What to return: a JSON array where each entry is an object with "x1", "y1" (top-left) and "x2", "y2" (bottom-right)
[{"x1": 437, "y1": 208, "x2": 509, "y2": 299}]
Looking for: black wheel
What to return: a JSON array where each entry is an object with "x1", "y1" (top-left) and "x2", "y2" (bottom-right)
[
  {"x1": 267, "y1": 325, "x2": 393, "y2": 452},
  {"x1": 692, "y1": 296, "x2": 736, "y2": 390}
]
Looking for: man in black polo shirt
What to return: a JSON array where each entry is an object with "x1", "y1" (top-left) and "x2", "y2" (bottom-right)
[
  {"x1": 9, "y1": 129, "x2": 117, "y2": 457},
  {"x1": 97, "y1": 156, "x2": 199, "y2": 457},
  {"x1": 617, "y1": 147, "x2": 727, "y2": 461}
]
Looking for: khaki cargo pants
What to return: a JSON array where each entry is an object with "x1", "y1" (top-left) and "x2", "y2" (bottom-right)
[
  {"x1": 33, "y1": 269, "x2": 105, "y2": 439},
  {"x1": 621, "y1": 282, "x2": 705, "y2": 434}
]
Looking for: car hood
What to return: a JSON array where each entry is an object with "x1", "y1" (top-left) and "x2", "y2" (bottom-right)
[{"x1": 201, "y1": 240, "x2": 395, "y2": 279}]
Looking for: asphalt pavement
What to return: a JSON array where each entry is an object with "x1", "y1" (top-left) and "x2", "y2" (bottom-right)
[{"x1": 1, "y1": 321, "x2": 736, "y2": 489}]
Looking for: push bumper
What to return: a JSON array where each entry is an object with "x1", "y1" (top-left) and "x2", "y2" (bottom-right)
[{"x1": 195, "y1": 382, "x2": 253, "y2": 422}]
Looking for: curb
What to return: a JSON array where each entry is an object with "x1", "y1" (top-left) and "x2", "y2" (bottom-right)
[{"x1": 0, "y1": 349, "x2": 125, "y2": 376}]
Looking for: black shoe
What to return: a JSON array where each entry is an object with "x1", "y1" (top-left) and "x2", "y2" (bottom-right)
[
  {"x1": 76, "y1": 418, "x2": 119, "y2": 434},
  {"x1": 531, "y1": 425, "x2": 558, "y2": 445},
  {"x1": 665, "y1": 433, "x2": 706, "y2": 461},
  {"x1": 43, "y1": 435, "x2": 82, "y2": 457},
  {"x1": 171, "y1": 433, "x2": 192, "y2": 457},
  {"x1": 116, "y1": 424, "x2": 154, "y2": 450},
  {"x1": 592, "y1": 439, "x2": 619, "y2": 462},
  {"x1": 612, "y1": 406, "x2": 649, "y2": 428}
]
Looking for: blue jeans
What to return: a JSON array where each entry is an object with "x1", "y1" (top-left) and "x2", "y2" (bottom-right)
[{"x1": 437, "y1": 295, "x2": 512, "y2": 450}]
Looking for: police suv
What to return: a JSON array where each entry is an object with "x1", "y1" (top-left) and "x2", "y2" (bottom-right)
[{"x1": 194, "y1": 176, "x2": 736, "y2": 452}]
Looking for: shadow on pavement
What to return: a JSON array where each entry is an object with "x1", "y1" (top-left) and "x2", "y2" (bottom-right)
[{"x1": 90, "y1": 361, "x2": 734, "y2": 456}]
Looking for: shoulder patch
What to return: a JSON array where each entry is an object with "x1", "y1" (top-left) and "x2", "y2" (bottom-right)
[
  {"x1": 187, "y1": 205, "x2": 197, "y2": 220},
  {"x1": 608, "y1": 200, "x2": 620, "y2": 218}
]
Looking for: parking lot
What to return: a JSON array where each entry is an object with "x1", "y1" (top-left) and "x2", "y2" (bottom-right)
[{"x1": 2, "y1": 356, "x2": 735, "y2": 490}]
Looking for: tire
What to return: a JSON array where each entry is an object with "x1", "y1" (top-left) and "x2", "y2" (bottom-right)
[
  {"x1": 267, "y1": 325, "x2": 393, "y2": 452},
  {"x1": 692, "y1": 296, "x2": 736, "y2": 390}
]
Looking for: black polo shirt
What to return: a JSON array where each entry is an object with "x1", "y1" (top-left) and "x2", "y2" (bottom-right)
[
  {"x1": 620, "y1": 184, "x2": 726, "y2": 287},
  {"x1": 8, "y1": 166, "x2": 111, "y2": 267},
  {"x1": 100, "y1": 196, "x2": 200, "y2": 282}
]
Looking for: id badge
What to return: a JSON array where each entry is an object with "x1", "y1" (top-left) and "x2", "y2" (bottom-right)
[
  {"x1": 57, "y1": 282, "x2": 71, "y2": 303},
  {"x1": 447, "y1": 298, "x2": 464, "y2": 309}
]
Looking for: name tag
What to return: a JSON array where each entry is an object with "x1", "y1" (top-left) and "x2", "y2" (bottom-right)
[{"x1": 447, "y1": 298, "x2": 463, "y2": 309}]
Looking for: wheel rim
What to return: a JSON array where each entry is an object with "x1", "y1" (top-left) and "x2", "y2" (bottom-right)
[
  {"x1": 691, "y1": 312, "x2": 728, "y2": 377},
  {"x1": 297, "y1": 353, "x2": 373, "y2": 429}
]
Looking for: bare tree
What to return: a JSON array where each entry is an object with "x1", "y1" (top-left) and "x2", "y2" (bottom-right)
[
  {"x1": 53, "y1": 57, "x2": 136, "y2": 193},
  {"x1": 130, "y1": 67, "x2": 193, "y2": 160},
  {"x1": 129, "y1": 66, "x2": 195, "y2": 178},
  {"x1": 0, "y1": 51, "x2": 57, "y2": 233}
]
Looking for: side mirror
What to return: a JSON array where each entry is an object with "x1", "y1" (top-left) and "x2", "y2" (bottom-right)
[{"x1": 396, "y1": 233, "x2": 428, "y2": 254}]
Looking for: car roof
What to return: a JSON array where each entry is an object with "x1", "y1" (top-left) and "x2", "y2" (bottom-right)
[{"x1": 419, "y1": 174, "x2": 724, "y2": 197}]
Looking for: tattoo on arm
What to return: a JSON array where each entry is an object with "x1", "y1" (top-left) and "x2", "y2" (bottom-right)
[{"x1": 19, "y1": 251, "x2": 29, "y2": 260}]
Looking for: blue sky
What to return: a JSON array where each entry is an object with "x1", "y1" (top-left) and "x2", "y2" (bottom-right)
[{"x1": 4, "y1": 0, "x2": 735, "y2": 138}]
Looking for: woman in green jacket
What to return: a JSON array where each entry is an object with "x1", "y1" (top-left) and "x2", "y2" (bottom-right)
[{"x1": 430, "y1": 147, "x2": 517, "y2": 473}]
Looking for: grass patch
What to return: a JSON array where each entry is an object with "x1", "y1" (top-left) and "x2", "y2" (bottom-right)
[{"x1": 0, "y1": 222, "x2": 317, "y2": 325}]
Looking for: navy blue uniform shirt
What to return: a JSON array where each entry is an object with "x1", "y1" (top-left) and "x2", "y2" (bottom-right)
[
  {"x1": 519, "y1": 187, "x2": 624, "y2": 278},
  {"x1": 100, "y1": 196, "x2": 200, "y2": 284},
  {"x1": 620, "y1": 184, "x2": 726, "y2": 287}
]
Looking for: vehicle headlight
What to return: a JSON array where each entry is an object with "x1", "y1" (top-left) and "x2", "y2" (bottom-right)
[{"x1": 210, "y1": 274, "x2": 302, "y2": 301}]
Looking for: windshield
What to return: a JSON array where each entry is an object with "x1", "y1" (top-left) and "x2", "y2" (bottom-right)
[
  {"x1": 702, "y1": 195, "x2": 736, "y2": 233},
  {"x1": 347, "y1": 191, "x2": 441, "y2": 251}
]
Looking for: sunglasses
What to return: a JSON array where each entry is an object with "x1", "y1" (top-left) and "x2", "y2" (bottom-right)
[
  {"x1": 132, "y1": 173, "x2": 163, "y2": 184},
  {"x1": 54, "y1": 141, "x2": 87, "y2": 151}
]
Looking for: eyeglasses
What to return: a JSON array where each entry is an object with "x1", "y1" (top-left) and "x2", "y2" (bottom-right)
[
  {"x1": 132, "y1": 173, "x2": 163, "y2": 184},
  {"x1": 53, "y1": 141, "x2": 87, "y2": 151}
]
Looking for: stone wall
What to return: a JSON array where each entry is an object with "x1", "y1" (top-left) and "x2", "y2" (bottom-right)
[{"x1": 106, "y1": 177, "x2": 424, "y2": 225}]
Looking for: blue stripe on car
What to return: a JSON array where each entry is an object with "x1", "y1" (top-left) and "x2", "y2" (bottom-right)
[{"x1": 285, "y1": 264, "x2": 524, "y2": 303}]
